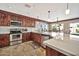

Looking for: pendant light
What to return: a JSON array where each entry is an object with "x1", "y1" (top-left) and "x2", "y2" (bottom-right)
[
  {"x1": 65, "y1": 3, "x2": 70, "y2": 15},
  {"x1": 48, "y1": 10, "x2": 51, "y2": 19}
]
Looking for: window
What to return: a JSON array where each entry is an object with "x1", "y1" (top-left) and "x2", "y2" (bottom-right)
[
  {"x1": 70, "y1": 23, "x2": 79, "y2": 41},
  {"x1": 51, "y1": 24, "x2": 63, "y2": 32},
  {"x1": 51, "y1": 24, "x2": 63, "y2": 40},
  {"x1": 70, "y1": 23, "x2": 79, "y2": 34}
]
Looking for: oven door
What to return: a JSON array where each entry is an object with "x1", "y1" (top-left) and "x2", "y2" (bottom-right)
[{"x1": 10, "y1": 33, "x2": 22, "y2": 41}]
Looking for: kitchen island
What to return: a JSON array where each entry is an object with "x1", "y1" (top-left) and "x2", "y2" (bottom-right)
[{"x1": 43, "y1": 39, "x2": 79, "y2": 56}]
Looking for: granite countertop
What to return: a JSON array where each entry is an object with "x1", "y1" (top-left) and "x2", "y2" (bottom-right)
[
  {"x1": 30, "y1": 32, "x2": 54, "y2": 38},
  {"x1": 43, "y1": 39, "x2": 79, "y2": 56}
]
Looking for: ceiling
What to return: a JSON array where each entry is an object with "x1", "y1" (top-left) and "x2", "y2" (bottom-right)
[{"x1": 0, "y1": 3, "x2": 79, "y2": 22}]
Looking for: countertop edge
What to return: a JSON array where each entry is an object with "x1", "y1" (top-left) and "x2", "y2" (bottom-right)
[{"x1": 43, "y1": 41, "x2": 75, "y2": 56}]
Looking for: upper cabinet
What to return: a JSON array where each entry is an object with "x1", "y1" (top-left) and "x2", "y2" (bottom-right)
[
  {"x1": 29, "y1": 18, "x2": 35, "y2": 27},
  {"x1": 22, "y1": 17, "x2": 28, "y2": 27},
  {"x1": 10, "y1": 15, "x2": 22, "y2": 21},
  {"x1": 10, "y1": 15, "x2": 35, "y2": 27},
  {"x1": 22, "y1": 17, "x2": 35, "y2": 27},
  {"x1": 0, "y1": 10, "x2": 39, "y2": 27},
  {"x1": 0, "y1": 12, "x2": 10, "y2": 26},
  {"x1": 10, "y1": 14, "x2": 23, "y2": 26}
]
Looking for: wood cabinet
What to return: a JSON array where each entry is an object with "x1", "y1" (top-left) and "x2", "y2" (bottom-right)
[
  {"x1": 0, "y1": 12, "x2": 10, "y2": 26},
  {"x1": 22, "y1": 32, "x2": 44, "y2": 44},
  {"x1": 31, "y1": 32, "x2": 44, "y2": 44},
  {"x1": 46, "y1": 46, "x2": 65, "y2": 56},
  {"x1": 0, "y1": 34, "x2": 10, "y2": 48},
  {"x1": 0, "y1": 10, "x2": 35, "y2": 27},
  {"x1": 22, "y1": 17, "x2": 29, "y2": 27},
  {"x1": 10, "y1": 15, "x2": 21, "y2": 21},
  {"x1": 29, "y1": 18, "x2": 35, "y2": 27},
  {"x1": 22, "y1": 17, "x2": 35, "y2": 27},
  {"x1": 10, "y1": 15, "x2": 23, "y2": 26},
  {"x1": 22, "y1": 33, "x2": 31, "y2": 42},
  {"x1": 8, "y1": 14, "x2": 35, "y2": 27}
]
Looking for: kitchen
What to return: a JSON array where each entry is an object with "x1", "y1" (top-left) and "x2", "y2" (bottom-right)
[{"x1": 0, "y1": 3, "x2": 79, "y2": 56}]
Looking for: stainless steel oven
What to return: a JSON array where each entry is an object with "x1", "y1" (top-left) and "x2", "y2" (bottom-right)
[
  {"x1": 10, "y1": 33, "x2": 22, "y2": 41},
  {"x1": 10, "y1": 28, "x2": 22, "y2": 45}
]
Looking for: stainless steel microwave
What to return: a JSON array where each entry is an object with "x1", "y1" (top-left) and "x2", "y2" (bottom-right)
[{"x1": 10, "y1": 20, "x2": 22, "y2": 26}]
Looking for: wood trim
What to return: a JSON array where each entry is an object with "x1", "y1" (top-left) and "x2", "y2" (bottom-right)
[
  {"x1": 0, "y1": 9, "x2": 49, "y2": 23},
  {"x1": 49, "y1": 17, "x2": 79, "y2": 24}
]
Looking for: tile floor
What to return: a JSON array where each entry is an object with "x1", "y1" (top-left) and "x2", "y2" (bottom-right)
[{"x1": 0, "y1": 41, "x2": 46, "y2": 56}]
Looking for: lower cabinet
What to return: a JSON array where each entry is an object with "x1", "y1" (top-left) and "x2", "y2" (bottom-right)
[
  {"x1": 0, "y1": 34, "x2": 10, "y2": 48},
  {"x1": 46, "y1": 46, "x2": 66, "y2": 56},
  {"x1": 22, "y1": 33, "x2": 31, "y2": 42},
  {"x1": 31, "y1": 32, "x2": 44, "y2": 44}
]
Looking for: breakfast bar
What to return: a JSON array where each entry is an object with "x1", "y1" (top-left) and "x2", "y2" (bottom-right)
[{"x1": 43, "y1": 39, "x2": 79, "y2": 56}]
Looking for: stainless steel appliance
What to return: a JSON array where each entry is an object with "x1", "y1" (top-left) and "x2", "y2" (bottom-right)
[
  {"x1": 10, "y1": 20, "x2": 22, "y2": 27},
  {"x1": 10, "y1": 28, "x2": 22, "y2": 45}
]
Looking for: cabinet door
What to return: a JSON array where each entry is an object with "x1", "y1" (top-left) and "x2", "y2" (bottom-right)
[
  {"x1": 22, "y1": 17, "x2": 35, "y2": 27},
  {"x1": 31, "y1": 33, "x2": 42, "y2": 44},
  {"x1": 30, "y1": 18, "x2": 35, "y2": 27},
  {"x1": 34, "y1": 34, "x2": 41, "y2": 43},
  {"x1": 22, "y1": 17, "x2": 26, "y2": 27},
  {"x1": 46, "y1": 46, "x2": 59, "y2": 56},
  {"x1": 32, "y1": 20, "x2": 35, "y2": 27},
  {"x1": 26, "y1": 18, "x2": 30, "y2": 27},
  {"x1": 22, "y1": 17, "x2": 29, "y2": 27},
  {"x1": 10, "y1": 15, "x2": 18, "y2": 21},
  {"x1": 36, "y1": 34, "x2": 42, "y2": 44},
  {"x1": 22, "y1": 33, "x2": 26, "y2": 42},
  {"x1": 25, "y1": 33, "x2": 30, "y2": 41},
  {"x1": 0, "y1": 34, "x2": 10, "y2": 47},
  {"x1": 11, "y1": 15, "x2": 23, "y2": 21},
  {"x1": 46, "y1": 46, "x2": 65, "y2": 56},
  {"x1": 0, "y1": 12, "x2": 10, "y2": 26},
  {"x1": 18, "y1": 16, "x2": 23, "y2": 26},
  {"x1": 22, "y1": 33, "x2": 30, "y2": 42}
]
